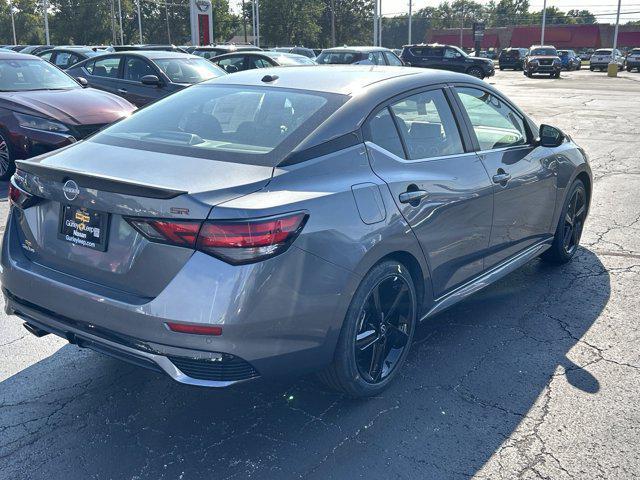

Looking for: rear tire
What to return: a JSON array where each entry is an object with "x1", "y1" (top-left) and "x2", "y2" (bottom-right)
[
  {"x1": 466, "y1": 67, "x2": 484, "y2": 79},
  {"x1": 0, "y1": 131, "x2": 15, "y2": 181},
  {"x1": 541, "y1": 179, "x2": 587, "y2": 264},
  {"x1": 317, "y1": 260, "x2": 417, "y2": 397}
]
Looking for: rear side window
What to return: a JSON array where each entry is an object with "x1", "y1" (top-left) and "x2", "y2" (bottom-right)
[
  {"x1": 384, "y1": 52, "x2": 403, "y2": 66},
  {"x1": 389, "y1": 89, "x2": 464, "y2": 160},
  {"x1": 368, "y1": 108, "x2": 405, "y2": 158},
  {"x1": 455, "y1": 87, "x2": 527, "y2": 150},
  {"x1": 88, "y1": 57, "x2": 121, "y2": 77}
]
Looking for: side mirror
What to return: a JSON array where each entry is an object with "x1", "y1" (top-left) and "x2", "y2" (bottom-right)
[
  {"x1": 141, "y1": 74, "x2": 161, "y2": 86},
  {"x1": 223, "y1": 64, "x2": 239, "y2": 74},
  {"x1": 76, "y1": 76, "x2": 88, "y2": 87},
  {"x1": 538, "y1": 124, "x2": 565, "y2": 148}
]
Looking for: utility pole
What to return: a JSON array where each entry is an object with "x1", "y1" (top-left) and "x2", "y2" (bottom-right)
[
  {"x1": 331, "y1": 0, "x2": 336, "y2": 47},
  {"x1": 43, "y1": 0, "x2": 50, "y2": 45},
  {"x1": 110, "y1": 0, "x2": 117, "y2": 44},
  {"x1": 609, "y1": 0, "x2": 622, "y2": 76},
  {"x1": 242, "y1": 0, "x2": 248, "y2": 43},
  {"x1": 117, "y1": 0, "x2": 124, "y2": 45},
  {"x1": 378, "y1": 0, "x2": 382, "y2": 47},
  {"x1": 10, "y1": 2, "x2": 17, "y2": 45},
  {"x1": 136, "y1": 0, "x2": 143, "y2": 44},
  {"x1": 459, "y1": 0, "x2": 464, "y2": 48},
  {"x1": 252, "y1": 0, "x2": 256, "y2": 44},
  {"x1": 408, "y1": 0, "x2": 412, "y2": 45},
  {"x1": 373, "y1": 0, "x2": 378, "y2": 46},
  {"x1": 540, "y1": 0, "x2": 547, "y2": 45},
  {"x1": 255, "y1": 0, "x2": 260, "y2": 47},
  {"x1": 165, "y1": 0, "x2": 171, "y2": 44}
]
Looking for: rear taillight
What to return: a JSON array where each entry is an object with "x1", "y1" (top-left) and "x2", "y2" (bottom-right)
[
  {"x1": 8, "y1": 180, "x2": 37, "y2": 209},
  {"x1": 126, "y1": 212, "x2": 308, "y2": 265}
]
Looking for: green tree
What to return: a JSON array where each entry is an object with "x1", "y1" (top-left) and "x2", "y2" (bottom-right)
[
  {"x1": 259, "y1": 0, "x2": 324, "y2": 47},
  {"x1": 0, "y1": 0, "x2": 45, "y2": 44}
]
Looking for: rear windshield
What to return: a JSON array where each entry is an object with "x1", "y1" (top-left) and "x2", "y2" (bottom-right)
[
  {"x1": 530, "y1": 48, "x2": 557, "y2": 56},
  {"x1": 91, "y1": 84, "x2": 346, "y2": 166},
  {"x1": 316, "y1": 51, "x2": 364, "y2": 64},
  {"x1": 594, "y1": 49, "x2": 611, "y2": 55},
  {"x1": 632, "y1": 49, "x2": 640, "y2": 55},
  {"x1": 153, "y1": 58, "x2": 225, "y2": 83}
]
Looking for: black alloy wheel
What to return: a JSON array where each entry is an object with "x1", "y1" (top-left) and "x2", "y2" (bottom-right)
[
  {"x1": 354, "y1": 274, "x2": 414, "y2": 384},
  {"x1": 467, "y1": 66, "x2": 484, "y2": 79},
  {"x1": 318, "y1": 260, "x2": 417, "y2": 397},
  {"x1": 0, "y1": 132, "x2": 14, "y2": 180}
]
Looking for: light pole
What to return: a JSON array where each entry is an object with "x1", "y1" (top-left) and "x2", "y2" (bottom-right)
[
  {"x1": 609, "y1": 0, "x2": 622, "y2": 76},
  {"x1": 255, "y1": 0, "x2": 260, "y2": 48},
  {"x1": 136, "y1": 0, "x2": 143, "y2": 44},
  {"x1": 117, "y1": 0, "x2": 124, "y2": 45},
  {"x1": 408, "y1": 0, "x2": 412, "y2": 45},
  {"x1": 459, "y1": 0, "x2": 464, "y2": 48},
  {"x1": 43, "y1": 0, "x2": 50, "y2": 45},
  {"x1": 10, "y1": 3, "x2": 17, "y2": 45},
  {"x1": 540, "y1": 0, "x2": 547, "y2": 45},
  {"x1": 331, "y1": 0, "x2": 336, "y2": 47},
  {"x1": 373, "y1": 0, "x2": 378, "y2": 46},
  {"x1": 379, "y1": 0, "x2": 382, "y2": 47}
]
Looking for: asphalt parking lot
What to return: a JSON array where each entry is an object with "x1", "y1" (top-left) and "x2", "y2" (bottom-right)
[{"x1": 1, "y1": 68, "x2": 639, "y2": 480}]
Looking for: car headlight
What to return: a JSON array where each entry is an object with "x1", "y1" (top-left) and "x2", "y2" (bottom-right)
[
  {"x1": 530, "y1": 59, "x2": 539, "y2": 65},
  {"x1": 553, "y1": 58, "x2": 561, "y2": 65},
  {"x1": 15, "y1": 113, "x2": 69, "y2": 133}
]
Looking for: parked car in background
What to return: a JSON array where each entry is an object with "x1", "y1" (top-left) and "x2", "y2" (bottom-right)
[
  {"x1": 0, "y1": 52, "x2": 135, "y2": 179},
  {"x1": 105, "y1": 44, "x2": 187, "y2": 53},
  {"x1": 181, "y1": 46, "x2": 197, "y2": 54},
  {"x1": 524, "y1": 45, "x2": 561, "y2": 78},
  {"x1": 66, "y1": 51, "x2": 226, "y2": 107},
  {"x1": 2, "y1": 66, "x2": 591, "y2": 397},
  {"x1": 272, "y1": 46, "x2": 316, "y2": 59},
  {"x1": 7, "y1": 45, "x2": 28, "y2": 52},
  {"x1": 558, "y1": 49, "x2": 581, "y2": 70},
  {"x1": 590, "y1": 48, "x2": 625, "y2": 71},
  {"x1": 37, "y1": 46, "x2": 103, "y2": 70},
  {"x1": 316, "y1": 46, "x2": 404, "y2": 66},
  {"x1": 498, "y1": 47, "x2": 528, "y2": 70},
  {"x1": 193, "y1": 44, "x2": 261, "y2": 60},
  {"x1": 211, "y1": 51, "x2": 315, "y2": 73},
  {"x1": 400, "y1": 43, "x2": 494, "y2": 79},
  {"x1": 579, "y1": 49, "x2": 594, "y2": 61},
  {"x1": 626, "y1": 48, "x2": 640, "y2": 72},
  {"x1": 19, "y1": 45, "x2": 54, "y2": 55}
]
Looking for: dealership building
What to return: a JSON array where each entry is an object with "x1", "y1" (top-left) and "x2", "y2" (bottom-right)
[{"x1": 426, "y1": 24, "x2": 640, "y2": 50}]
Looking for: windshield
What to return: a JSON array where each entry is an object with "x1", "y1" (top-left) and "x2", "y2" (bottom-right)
[
  {"x1": 153, "y1": 58, "x2": 225, "y2": 84},
  {"x1": 632, "y1": 49, "x2": 640, "y2": 55},
  {"x1": 0, "y1": 59, "x2": 79, "y2": 91},
  {"x1": 269, "y1": 54, "x2": 315, "y2": 66},
  {"x1": 530, "y1": 48, "x2": 557, "y2": 56},
  {"x1": 558, "y1": 51, "x2": 568, "y2": 57},
  {"x1": 316, "y1": 51, "x2": 364, "y2": 64},
  {"x1": 91, "y1": 84, "x2": 345, "y2": 166}
]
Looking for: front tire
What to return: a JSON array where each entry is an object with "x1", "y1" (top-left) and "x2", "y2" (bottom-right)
[
  {"x1": 318, "y1": 260, "x2": 417, "y2": 397},
  {"x1": 542, "y1": 179, "x2": 587, "y2": 264},
  {"x1": 467, "y1": 67, "x2": 485, "y2": 79},
  {"x1": 0, "y1": 131, "x2": 15, "y2": 180}
]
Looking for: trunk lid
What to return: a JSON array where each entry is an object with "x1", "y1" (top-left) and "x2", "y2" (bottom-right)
[{"x1": 13, "y1": 141, "x2": 274, "y2": 298}]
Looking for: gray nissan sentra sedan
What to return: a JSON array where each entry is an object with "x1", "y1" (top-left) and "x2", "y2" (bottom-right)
[{"x1": 2, "y1": 66, "x2": 592, "y2": 397}]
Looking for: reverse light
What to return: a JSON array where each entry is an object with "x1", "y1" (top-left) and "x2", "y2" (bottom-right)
[
  {"x1": 166, "y1": 322, "x2": 222, "y2": 336},
  {"x1": 126, "y1": 212, "x2": 308, "y2": 265}
]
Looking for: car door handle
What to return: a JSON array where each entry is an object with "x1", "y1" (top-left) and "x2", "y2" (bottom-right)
[
  {"x1": 117, "y1": 88, "x2": 128, "y2": 94},
  {"x1": 399, "y1": 190, "x2": 428, "y2": 204},
  {"x1": 492, "y1": 172, "x2": 511, "y2": 184}
]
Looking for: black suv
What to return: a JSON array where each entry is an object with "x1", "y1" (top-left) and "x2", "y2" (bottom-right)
[
  {"x1": 401, "y1": 43, "x2": 495, "y2": 79},
  {"x1": 524, "y1": 45, "x2": 562, "y2": 78},
  {"x1": 498, "y1": 48, "x2": 528, "y2": 70}
]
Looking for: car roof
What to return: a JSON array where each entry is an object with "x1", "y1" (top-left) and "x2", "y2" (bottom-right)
[
  {"x1": 205, "y1": 64, "x2": 480, "y2": 95},
  {"x1": 321, "y1": 46, "x2": 392, "y2": 53},
  {"x1": 0, "y1": 52, "x2": 41, "y2": 60},
  {"x1": 106, "y1": 50, "x2": 198, "y2": 59}
]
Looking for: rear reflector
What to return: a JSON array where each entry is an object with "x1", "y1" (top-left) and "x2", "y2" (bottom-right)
[
  {"x1": 166, "y1": 322, "x2": 222, "y2": 336},
  {"x1": 125, "y1": 211, "x2": 308, "y2": 265}
]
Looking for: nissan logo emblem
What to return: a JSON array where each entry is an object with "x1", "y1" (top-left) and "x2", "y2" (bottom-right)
[{"x1": 63, "y1": 179, "x2": 80, "y2": 201}]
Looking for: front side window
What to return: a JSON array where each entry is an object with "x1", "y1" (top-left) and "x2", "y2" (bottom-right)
[
  {"x1": 216, "y1": 56, "x2": 246, "y2": 71},
  {"x1": 89, "y1": 57, "x2": 122, "y2": 77},
  {"x1": 455, "y1": 87, "x2": 527, "y2": 150},
  {"x1": 124, "y1": 57, "x2": 155, "y2": 82},
  {"x1": 389, "y1": 89, "x2": 464, "y2": 160},
  {"x1": 0, "y1": 59, "x2": 79, "y2": 91},
  {"x1": 39, "y1": 51, "x2": 54, "y2": 62},
  {"x1": 425, "y1": 47, "x2": 444, "y2": 57},
  {"x1": 384, "y1": 52, "x2": 403, "y2": 66},
  {"x1": 91, "y1": 85, "x2": 344, "y2": 166},
  {"x1": 368, "y1": 108, "x2": 405, "y2": 158}
]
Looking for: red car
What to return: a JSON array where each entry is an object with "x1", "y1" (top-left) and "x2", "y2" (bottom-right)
[{"x1": 0, "y1": 52, "x2": 136, "y2": 179}]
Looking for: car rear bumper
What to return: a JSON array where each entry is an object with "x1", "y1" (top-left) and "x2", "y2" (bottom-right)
[{"x1": 1, "y1": 209, "x2": 357, "y2": 386}]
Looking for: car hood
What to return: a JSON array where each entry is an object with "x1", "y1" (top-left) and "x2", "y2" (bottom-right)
[{"x1": 0, "y1": 88, "x2": 136, "y2": 125}]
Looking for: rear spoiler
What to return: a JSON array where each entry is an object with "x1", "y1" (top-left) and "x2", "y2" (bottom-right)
[{"x1": 15, "y1": 161, "x2": 186, "y2": 199}]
